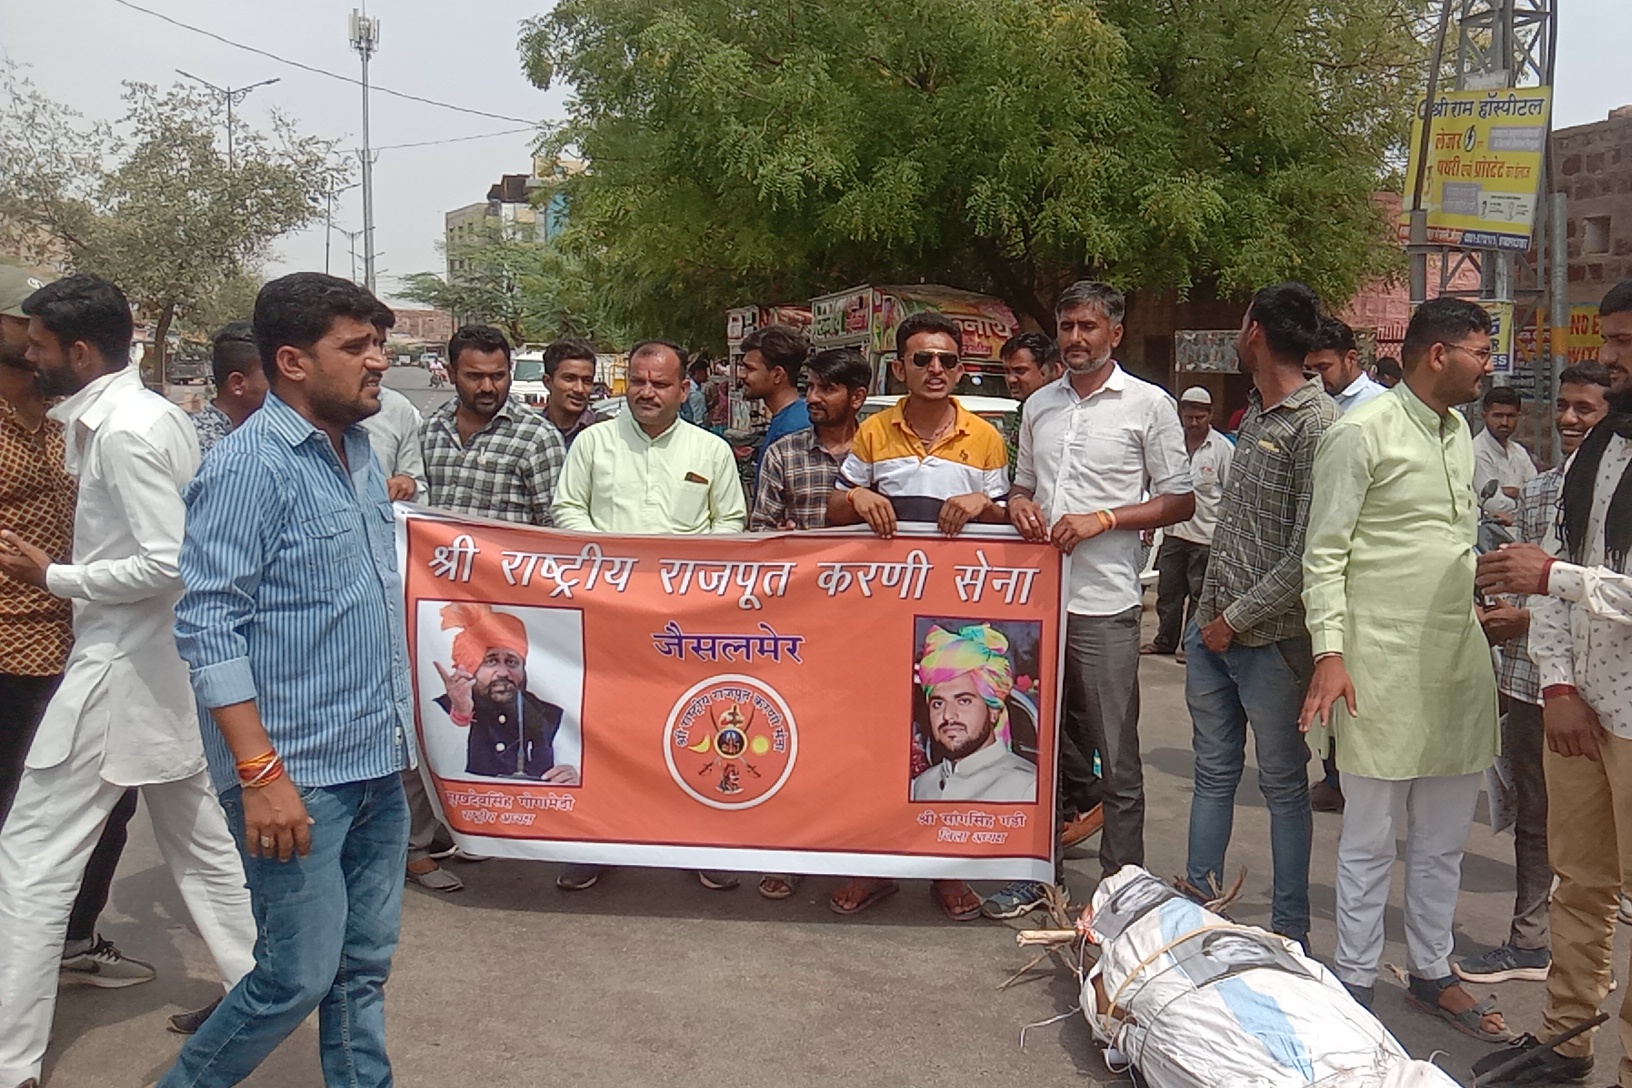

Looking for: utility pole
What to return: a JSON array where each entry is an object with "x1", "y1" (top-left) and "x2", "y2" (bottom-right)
[
  {"x1": 339, "y1": 228, "x2": 364, "y2": 285},
  {"x1": 349, "y1": 9, "x2": 381, "y2": 296},
  {"x1": 175, "y1": 70, "x2": 279, "y2": 171},
  {"x1": 325, "y1": 180, "x2": 360, "y2": 276}
]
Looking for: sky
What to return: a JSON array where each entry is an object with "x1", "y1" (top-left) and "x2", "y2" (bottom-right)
[{"x1": 1, "y1": 0, "x2": 1627, "y2": 307}]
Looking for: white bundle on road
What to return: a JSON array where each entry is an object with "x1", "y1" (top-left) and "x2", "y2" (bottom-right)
[{"x1": 1080, "y1": 868, "x2": 1458, "y2": 1088}]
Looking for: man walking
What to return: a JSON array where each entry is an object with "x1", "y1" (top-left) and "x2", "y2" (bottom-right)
[
  {"x1": 0, "y1": 274, "x2": 256, "y2": 1088},
  {"x1": 0, "y1": 265, "x2": 156, "y2": 999},
  {"x1": 1143, "y1": 386, "x2": 1232, "y2": 660},
  {"x1": 750, "y1": 347, "x2": 870, "y2": 532},
  {"x1": 191, "y1": 321, "x2": 269, "y2": 455},
  {"x1": 422, "y1": 324, "x2": 566, "y2": 525},
  {"x1": 1473, "y1": 279, "x2": 1632, "y2": 1084},
  {"x1": 160, "y1": 272, "x2": 416, "y2": 1087},
  {"x1": 1183, "y1": 283, "x2": 1335, "y2": 952},
  {"x1": 739, "y1": 324, "x2": 811, "y2": 477},
  {"x1": 1010, "y1": 280, "x2": 1195, "y2": 884},
  {"x1": 1456, "y1": 361, "x2": 1612, "y2": 990},
  {"x1": 540, "y1": 337, "x2": 600, "y2": 448},
  {"x1": 1301, "y1": 297, "x2": 1504, "y2": 1038},
  {"x1": 553, "y1": 339, "x2": 745, "y2": 892},
  {"x1": 1474, "y1": 385, "x2": 1537, "y2": 526}
]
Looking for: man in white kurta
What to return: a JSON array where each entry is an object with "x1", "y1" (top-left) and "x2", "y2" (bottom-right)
[
  {"x1": 0, "y1": 275, "x2": 255, "y2": 1086},
  {"x1": 1300, "y1": 297, "x2": 1502, "y2": 1035}
]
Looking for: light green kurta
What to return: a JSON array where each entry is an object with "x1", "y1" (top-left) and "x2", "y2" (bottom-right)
[{"x1": 1301, "y1": 383, "x2": 1499, "y2": 781}]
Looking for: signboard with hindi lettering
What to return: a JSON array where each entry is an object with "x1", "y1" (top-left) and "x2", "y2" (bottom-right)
[
  {"x1": 1398, "y1": 86, "x2": 1552, "y2": 251},
  {"x1": 396, "y1": 510, "x2": 1063, "y2": 881}
]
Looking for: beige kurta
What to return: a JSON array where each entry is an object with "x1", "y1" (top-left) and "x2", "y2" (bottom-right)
[{"x1": 1301, "y1": 384, "x2": 1499, "y2": 781}]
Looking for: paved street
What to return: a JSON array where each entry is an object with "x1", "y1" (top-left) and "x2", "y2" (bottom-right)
[
  {"x1": 36, "y1": 374, "x2": 1632, "y2": 1086},
  {"x1": 384, "y1": 360, "x2": 455, "y2": 418}
]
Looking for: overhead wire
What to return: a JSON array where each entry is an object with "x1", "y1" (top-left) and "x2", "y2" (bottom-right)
[
  {"x1": 372, "y1": 127, "x2": 538, "y2": 152},
  {"x1": 105, "y1": 0, "x2": 540, "y2": 125}
]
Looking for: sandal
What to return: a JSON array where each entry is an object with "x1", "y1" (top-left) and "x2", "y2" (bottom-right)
[
  {"x1": 1404, "y1": 975, "x2": 1513, "y2": 1043},
  {"x1": 932, "y1": 879, "x2": 982, "y2": 922},
  {"x1": 829, "y1": 877, "x2": 899, "y2": 915},
  {"x1": 758, "y1": 874, "x2": 802, "y2": 900}
]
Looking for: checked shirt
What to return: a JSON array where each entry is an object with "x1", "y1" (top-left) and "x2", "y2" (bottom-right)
[
  {"x1": 1195, "y1": 378, "x2": 1340, "y2": 647},
  {"x1": 421, "y1": 397, "x2": 566, "y2": 526},
  {"x1": 750, "y1": 427, "x2": 845, "y2": 530}
]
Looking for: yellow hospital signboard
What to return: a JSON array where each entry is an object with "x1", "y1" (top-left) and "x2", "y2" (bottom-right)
[{"x1": 1398, "y1": 87, "x2": 1552, "y2": 252}]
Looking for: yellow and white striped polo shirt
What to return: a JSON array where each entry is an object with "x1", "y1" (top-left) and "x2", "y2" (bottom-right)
[{"x1": 837, "y1": 397, "x2": 1009, "y2": 523}]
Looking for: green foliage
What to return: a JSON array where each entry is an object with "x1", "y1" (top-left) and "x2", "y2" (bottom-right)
[
  {"x1": 0, "y1": 65, "x2": 344, "y2": 369},
  {"x1": 399, "y1": 221, "x2": 632, "y2": 348},
  {"x1": 521, "y1": 0, "x2": 1422, "y2": 348}
]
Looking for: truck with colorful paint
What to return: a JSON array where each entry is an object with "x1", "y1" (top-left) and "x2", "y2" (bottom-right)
[{"x1": 807, "y1": 284, "x2": 1020, "y2": 397}]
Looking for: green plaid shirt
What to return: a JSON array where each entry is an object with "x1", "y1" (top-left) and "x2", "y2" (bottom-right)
[
  {"x1": 1195, "y1": 379, "x2": 1340, "y2": 646},
  {"x1": 750, "y1": 427, "x2": 843, "y2": 530}
]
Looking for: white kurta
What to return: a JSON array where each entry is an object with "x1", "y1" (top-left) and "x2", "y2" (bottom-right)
[{"x1": 31, "y1": 367, "x2": 206, "y2": 786}]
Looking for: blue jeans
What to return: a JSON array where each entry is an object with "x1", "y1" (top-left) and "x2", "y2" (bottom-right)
[
  {"x1": 1184, "y1": 622, "x2": 1314, "y2": 941},
  {"x1": 159, "y1": 774, "x2": 409, "y2": 1088}
]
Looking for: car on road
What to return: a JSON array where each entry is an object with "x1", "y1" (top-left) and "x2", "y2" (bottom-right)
[{"x1": 512, "y1": 352, "x2": 548, "y2": 408}]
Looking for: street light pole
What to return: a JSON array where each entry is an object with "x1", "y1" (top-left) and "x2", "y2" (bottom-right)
[
  {"x1": 325, "y1": 181, "x2": 360, "y2": 276},
  {"x1": 175, "y1": 70, "x2": 279, "y2": 172},
  {"x1": 349, "y1": 9, "x2": 381, "y2": 296}
]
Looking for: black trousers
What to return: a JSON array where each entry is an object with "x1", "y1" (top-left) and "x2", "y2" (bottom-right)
[
  {"x1": 0, "y1": 672, "x2": 138, "y2": 943},
  {"x1": 1153, "y1": 537, "x2": 1210, "y2": 653}
]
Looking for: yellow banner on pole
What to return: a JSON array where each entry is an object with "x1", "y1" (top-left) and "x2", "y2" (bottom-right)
[{"x1": 1398, "y1": 87, "x2": 1552, "y2": 252}]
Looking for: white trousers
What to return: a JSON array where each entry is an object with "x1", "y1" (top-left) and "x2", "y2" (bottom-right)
[
  {"x1": 0, "y1": 724, "x2": 257, "y2": 1084},
  {"x1": 1334, "y1": 771, "x2": 1482, "y2": 988}
]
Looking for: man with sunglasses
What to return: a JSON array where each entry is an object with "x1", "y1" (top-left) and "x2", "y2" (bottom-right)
[
  {"x1": 828, "y1": 310, "x2": 1009, "y2": 922},
  {"x1": 1300, "y1": 298, "x2": 1503, "y2": 1038}
]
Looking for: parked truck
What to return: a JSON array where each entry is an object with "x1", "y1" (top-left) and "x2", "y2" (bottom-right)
[{"x1": 807, "y1": 284, "x2": 1019, "y2": 397}]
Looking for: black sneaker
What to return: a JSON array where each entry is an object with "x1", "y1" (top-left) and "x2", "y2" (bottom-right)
[{"x1": 1471, "y1": 1033, "x2": 1593, "y2": 1084}]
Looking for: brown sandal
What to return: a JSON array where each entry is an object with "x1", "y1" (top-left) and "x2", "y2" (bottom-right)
[
  {"x1": 932, "y1": 879, "x2": 982, "y2": 921},
  {"x1": 830, "y1": 877, "x2": 898, "y2": 915},
  {"x1": 758, "y1": 874, "x2": 802, "y2": 900}
]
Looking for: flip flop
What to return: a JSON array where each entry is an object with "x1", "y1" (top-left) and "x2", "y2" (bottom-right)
[
  {"x1": 830, "y1": 878, "x2": 899, "y2": 915},
  {"x1": 1404, "y1": 977, "x2": 1513, "y2": 1043},
  {"x1": 759, "y1": 874, "x2": 802, "y2": 900},
  {"x1": 932, "y1": 879, "x2": 983, "y2": 922}
]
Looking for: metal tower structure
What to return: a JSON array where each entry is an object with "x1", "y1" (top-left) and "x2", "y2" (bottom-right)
[{"x1": 350, "y1": 8, "x2": 381, "y2": 296}]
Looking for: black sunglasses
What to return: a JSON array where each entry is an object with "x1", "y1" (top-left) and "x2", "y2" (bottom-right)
[{"x1": 908, "y1": 350, "x2": 962, "y2": 369}]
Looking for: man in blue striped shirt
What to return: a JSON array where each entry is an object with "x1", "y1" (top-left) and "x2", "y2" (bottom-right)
[{"x1": 163, "y1": 273, "x2": 414, "y2": 1088}]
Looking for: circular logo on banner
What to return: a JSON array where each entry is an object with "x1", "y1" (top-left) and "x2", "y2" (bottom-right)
[{"x1": 664, "y1": 675, "x2": 798, "y2": 810}]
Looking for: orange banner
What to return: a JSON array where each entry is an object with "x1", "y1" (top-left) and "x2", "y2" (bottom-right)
[{"x1": 398, "y1": 510, "x2": 1063, "y2": 882}]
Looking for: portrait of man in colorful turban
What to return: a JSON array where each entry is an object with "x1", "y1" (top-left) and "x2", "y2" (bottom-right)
[
  {"x1": 910, "y1": 623, "x2": 1037, "y2": 803},
  {"x1": 434, "y1": 603, "x2": 578, "y2": 784}
]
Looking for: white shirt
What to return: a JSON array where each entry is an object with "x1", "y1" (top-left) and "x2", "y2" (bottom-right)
[
  {"x1": 1473, "y1": 426, "x2": 1537, "y2": 520},
  {"x1": 1015, "y1": 366, "x2": 1194, "y2": 615},
  {"x1": 1530, "y1": 435, "x2": 1632, "y2": 738},
  {"x1": 909, "y1": 739, "x2": 1037, "y2": 803},
  {"x1": 553, "y1": 411, "x2": 747, "y2": 534},
  {"x1": 1168, "y1": 428, "x2": 1233, "y2": 546},
  {"x1": 359, "y1": 385, "x2": 427, "y2": 501},
  {"x1": 1333, "y1": 371, "x2": 1388, "y2": 414},
  {"x1": 33, "y1": 367, "x2": 206, "y2": 786}
]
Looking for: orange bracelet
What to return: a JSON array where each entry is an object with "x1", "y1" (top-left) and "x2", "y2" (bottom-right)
[
  {"x1": 236, "y1": 751, "x2": 277, "y2": 779},
  {"x1": 845, "y1": 488, "x2": 861, "y2": 509},
  {"x1": 1094, "y1": 509, "x2": 1117, "y2": 533},
  {"x1": 243, "y1": 758, "x2": 285, "y2": 789}
]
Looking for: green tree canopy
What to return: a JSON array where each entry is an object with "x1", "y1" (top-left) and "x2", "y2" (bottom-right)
[
  {"x1": 522, "y1": 0, "x2": 1420, "y2": 347},
  {"x1": 399, "y1": 221, "x2": 631, "y2": 348},
  {"x1": 1, "y1": 66, "x2": 344, "y2": 374}
]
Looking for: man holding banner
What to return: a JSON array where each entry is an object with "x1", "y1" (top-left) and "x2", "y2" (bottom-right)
[
  {"x1": 1010, "y1": 280, "x2": 1194, "y2": 897},
  {"x1": 551, "y1": 338, "x2": 745, "y2": 892}
]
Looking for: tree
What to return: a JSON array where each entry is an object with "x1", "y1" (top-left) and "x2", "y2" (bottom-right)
[
  {"x1": 521, "y1": 0, "x2": 1423, "y2": 348},
  {"x1": 399, "y1": 222, "x2": 632, "y2": 348},
  {"x1": 0, "y1": 67, "x2": 345, "y2": 376}
]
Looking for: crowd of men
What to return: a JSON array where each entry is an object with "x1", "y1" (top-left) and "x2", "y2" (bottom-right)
[{"x1": 0, "y1": 258, "x2": 1630, "y2": 1086}]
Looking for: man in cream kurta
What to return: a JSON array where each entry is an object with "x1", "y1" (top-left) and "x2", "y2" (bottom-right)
[{"x1": 1300, "y1": 297, "x2": 1501, "y2": 1029}]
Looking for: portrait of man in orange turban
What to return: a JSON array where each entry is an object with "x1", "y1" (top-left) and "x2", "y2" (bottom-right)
[
  {"x1": 434, "y1": 603, "x2": 578, "y2": 785},
  {"x1": 910, "y1": 623, "x2": 1035, "y2": 804}
]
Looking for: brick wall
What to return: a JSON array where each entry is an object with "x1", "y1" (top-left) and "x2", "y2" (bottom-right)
[{"x1": 1556, "y1": 106, "x2": 1632, "y2": 303}]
